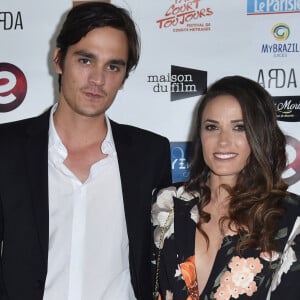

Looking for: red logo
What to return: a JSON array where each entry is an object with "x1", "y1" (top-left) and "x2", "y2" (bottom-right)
[
  {"x1": 0, "y1": 62, "x2": 27, "y2": 112},
  {"x1": 156, "y1": 0, "x2": 213, "y2": 31}
]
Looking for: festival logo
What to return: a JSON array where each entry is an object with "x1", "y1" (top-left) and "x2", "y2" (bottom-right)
[
  {"x1": 283, "y1": 135, "x2": 300, "y2": 187},
  {"x1": 247, "y1": 0, "x2": 300, "y2": 15},
  {"x1": 274, "y1": 96, "x2": 300, "y2": 121},
  {"x1": 147, "y1": 65, "x2": 207, "y2": 101},
  {"x1": 0, "y1": 63, "x2": 27, "y2": 112},
  {"x1": 156, "y1": 0, "x2": 213, "y2": 32},
  {"x1": 261, "y1": 23, "x2": 299, "y2": 57},
  {"x1": 171, "y1": 142, "x2": 191, "y2": 183}
]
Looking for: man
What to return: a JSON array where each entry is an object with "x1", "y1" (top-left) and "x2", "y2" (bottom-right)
[{"x1": 0, "y1": 2, "x2": 171, "y2": 300}]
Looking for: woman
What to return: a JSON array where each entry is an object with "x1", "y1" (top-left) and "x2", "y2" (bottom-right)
[{"x1": 152, "y1": 75, "x2": 300, "y2": 300}]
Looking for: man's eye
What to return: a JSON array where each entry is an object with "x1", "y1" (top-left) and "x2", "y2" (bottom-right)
[
  {"x1": 79, "y1": 58, "x2": 91, "y2": 65},
  {"x1": 108, "y1": 65, "x2": 119, "y2": 72}
]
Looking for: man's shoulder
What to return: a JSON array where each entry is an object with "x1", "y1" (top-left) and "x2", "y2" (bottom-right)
[
  {"x1": 109, "y1": 119, "x2": 169, "y2": 143},
  {"x1": 0, "y1": 108, "x2": 51, "y2": 137}
]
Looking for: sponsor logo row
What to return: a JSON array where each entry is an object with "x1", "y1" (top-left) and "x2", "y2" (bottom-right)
[
  {"x1": 2, "y1": 9, "x2": 299, "y2": 62},
  {"x1": 1, "y1": 1, "x2": 300, "y2": 31}
]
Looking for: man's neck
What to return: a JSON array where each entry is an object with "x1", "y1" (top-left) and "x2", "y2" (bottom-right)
[{"x1": 53, "y1": 105, "x2": 107, "y2": 150}]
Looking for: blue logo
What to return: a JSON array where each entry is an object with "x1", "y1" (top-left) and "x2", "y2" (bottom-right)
[
  {"x1": 171, "y1": 142, "x2": 191, "y2": 183},
  {"x1": 247, "y1": 0, "x2": 300, "y2": 15}
]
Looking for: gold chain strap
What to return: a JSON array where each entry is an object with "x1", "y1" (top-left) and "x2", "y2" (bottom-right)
[{"x1": 153, "y1": 209, "x2": 174, "y2": 300}]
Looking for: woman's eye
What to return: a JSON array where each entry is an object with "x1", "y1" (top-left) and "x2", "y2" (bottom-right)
[
  {"x1": 205, "y1": 124, "x2": 217, "y2": 131},
  {"x1": 234, "y1": 124, "x2": 246, "y2": 131}
]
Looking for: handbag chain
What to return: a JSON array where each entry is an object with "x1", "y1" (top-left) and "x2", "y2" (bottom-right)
[{"x1": 153, "y1": 208, "x2": 174, "y2": 300}]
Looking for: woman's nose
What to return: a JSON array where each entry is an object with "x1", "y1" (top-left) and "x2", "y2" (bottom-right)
[{"x1": 218, "y1": 130, "x2": 231, "y2": 146}]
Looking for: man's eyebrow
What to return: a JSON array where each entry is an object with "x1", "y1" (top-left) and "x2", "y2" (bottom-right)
[
  {"x1": 74, "y1": 50, "x2": 96, "y2": 59},
  {"x1": 73, "y1": 50, "x2": 126, "y2": 66},
  {"x1": 109, "y1": 59, "x2": 126, "y2": 66}
]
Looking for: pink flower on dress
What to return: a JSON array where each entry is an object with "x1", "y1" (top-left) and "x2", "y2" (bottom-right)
[
  {"x1": 247, "y1": 257, "x2": 264, "y2": 273},
  {"x1": 214, "y1": 256, "x2": 263, "y2": 299},
  {"x1": 220, "y1": 271, "x2": 233, "y2": 286},
  {"x1": 230, "y1": 285, "x2": 243, "y2": 299},
  {"x1": 215, "y1": 285, "x2": 231, "y2": 300},
  {"x1": 244, "y1": 281, "x2": 258, "y2": 296},
  {"x1": 229, "y1": 256, "x2": 247, "y2": 271}
]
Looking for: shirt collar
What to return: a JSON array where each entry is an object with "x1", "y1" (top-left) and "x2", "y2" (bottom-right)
[
  {"x1": 48, "y1": 103, "x2": 116, "y2": 156},
  {"x1": 48, "y1": 103, "x2": 61, "y2": 148},
  {"x1": 102, "y1": 116, "x2": 115, "y2": 155}
]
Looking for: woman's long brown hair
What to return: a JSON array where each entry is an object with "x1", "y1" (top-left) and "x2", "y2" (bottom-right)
[{"x1": 185, "y1": 75, "x2": 288, "y2": 253}]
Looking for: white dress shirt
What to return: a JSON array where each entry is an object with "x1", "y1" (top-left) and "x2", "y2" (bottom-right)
[{"x1": 43, "y1": 105, "x2": 136, "y2": 300}]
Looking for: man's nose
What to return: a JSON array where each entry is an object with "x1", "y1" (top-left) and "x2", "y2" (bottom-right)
[{"x1": 88, "y1": 67, "x2": 105, "y2": 85}]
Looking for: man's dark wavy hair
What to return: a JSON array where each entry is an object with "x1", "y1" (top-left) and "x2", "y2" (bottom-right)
[{"x1": 55, "y1": 1, "x2": 140, "y2": 88}]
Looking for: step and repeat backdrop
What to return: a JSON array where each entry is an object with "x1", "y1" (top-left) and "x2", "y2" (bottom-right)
[{"x1": 1, "y1": 0, "x2": 300, "y2": 191}]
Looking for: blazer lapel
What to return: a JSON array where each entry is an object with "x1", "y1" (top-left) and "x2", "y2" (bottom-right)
[
  {"x1": 25, "y1": 109, "x2": 50, "y2": 267},
  {"x1": 110, "y1": 120, "x2": 137, "y2": 240},
  {"x1": 110, "y1": 120, "x2": 143, "y2": 293}
]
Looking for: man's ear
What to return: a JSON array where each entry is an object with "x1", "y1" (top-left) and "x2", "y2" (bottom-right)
[{"x1": 53, "y1": 48, "x2": 62, "y2": 74}]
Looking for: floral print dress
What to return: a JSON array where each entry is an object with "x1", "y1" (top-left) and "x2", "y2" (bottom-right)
[{"x1": 151, "y1": 185, "x2": 300, "y2": 300}]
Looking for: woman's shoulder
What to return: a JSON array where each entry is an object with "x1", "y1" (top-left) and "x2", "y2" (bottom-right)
[
  {"x1": 152, "y1": 182, "x2": 199, "y2": 202},
  {"x1": 151, "y1": 183, "x2": 199, "y2": 250},
  {"x1": 152, "y1": 183, "x2": 200, "y2": 214},
  {"x1": 151, "y1": 183, "x2": 199, "y2": 229}
]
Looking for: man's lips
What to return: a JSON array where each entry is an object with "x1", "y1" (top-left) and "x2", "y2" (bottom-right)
[{"x1": 81, "y1": 88, "x2": 106, "y2": 98}]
